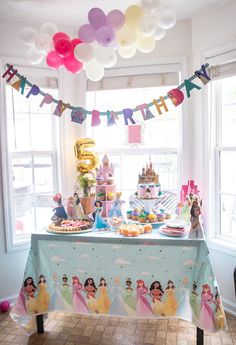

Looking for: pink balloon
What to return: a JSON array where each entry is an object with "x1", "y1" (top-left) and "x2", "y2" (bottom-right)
[
  {"x1": 106, "y1": 10, "x2": 125, "y2": 31},
  {"x1": 64, "y1": 55, "x2": 83, "y2": 74},
  {"x1": 46, "y1": 51, "x2": 64, "y2": 69},
  {"x1": 55, "y1": 38, "x2": 72, "y2": 58},
  {"x1": 78, "y1": 24, "x2": 96, "y2": 43},
  {"x1": 53, "y1": 32, "x2": 70, "y2": 45},
  {"x1": 0, "y1": 301, "x2": 10, "y2": 313},
  {"x1": 88, "y1": 7, "x2": 106, "y2": 29},
  {"x1": 95, "y1": 26, "x2": 115, "y2": 47}
]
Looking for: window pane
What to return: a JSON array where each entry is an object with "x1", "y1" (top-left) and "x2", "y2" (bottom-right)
[
  {"x1": 35, "y1": 194, "x2": 53, "y2": 230},
  {"x1": 34, "y1": 156, "x2": 53, "y2": 193},
  {"x1": 220, "y1": 151, "x2": 236, "y2": 193},
  {"x1": 220, "y1": 194, "x2": 236, "y2": 238},
  {"x1": 12, "y1": 157, "x2": 32, "y2": 194},
  {"x1": 31, "y1": 114, "x2": 53, "y2": 150},
  {"x1": 14, "y1": 194, "x2": 34, "y2": 236}
]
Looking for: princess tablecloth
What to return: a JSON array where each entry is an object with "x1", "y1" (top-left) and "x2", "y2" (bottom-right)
[{"x1": 10, "y1": 227, "x2": 227, "y2": 335}]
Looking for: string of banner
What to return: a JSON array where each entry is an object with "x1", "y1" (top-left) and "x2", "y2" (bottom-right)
[{"x1": 2, "y1": 63, "x2": 210, "y2": 126}]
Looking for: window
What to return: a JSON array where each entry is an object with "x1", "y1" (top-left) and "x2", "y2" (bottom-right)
[
  {"x1": 208, "y1": 53, "x2": 236, "y2": 243},
  {"x1": 86, "y1": 65, "x2": 182, "y2": 201},
  {"x1": 1, "y1": 64, "x2": 60, "y2": 249}
]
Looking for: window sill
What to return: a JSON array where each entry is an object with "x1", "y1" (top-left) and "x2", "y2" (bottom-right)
[
  {"x1": 207, "y1": 238, "x2": 236, "y2": 257},
  {"x1": 7, "y1": 236, "x2": 31, "y2": 253}
]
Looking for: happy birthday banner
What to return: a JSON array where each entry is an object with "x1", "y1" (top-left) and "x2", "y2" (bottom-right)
[{"x1": 2, "y1": 63, "x2": 210, "y2": 126}]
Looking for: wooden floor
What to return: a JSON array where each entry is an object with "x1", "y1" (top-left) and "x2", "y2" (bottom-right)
[{"x1": 0, "y1": 310, "x2": 235, "y2": 345}]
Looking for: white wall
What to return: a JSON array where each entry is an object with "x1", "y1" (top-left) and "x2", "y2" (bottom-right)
[{"x1": 191, "y1": 0, "x2": 236, "y2": 315}]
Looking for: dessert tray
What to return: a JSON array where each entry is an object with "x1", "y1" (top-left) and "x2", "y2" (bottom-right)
[
  {"x1": 159, "y1": 221, "x2": 190, "y2": 237},
  {"x1": 47, "y1": 219, "x2": 93, "y2": 235},
  {"x1": 47, "y1": 227, "x2": 92, "y2": 235}
]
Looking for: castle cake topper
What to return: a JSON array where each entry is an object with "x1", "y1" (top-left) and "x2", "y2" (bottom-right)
[
  {"x1": 138, "y1": 160, "x2": 159, "y2": 184},
  {"x1": 96, "y1": 154, "x2": 114, "y2": 184}
]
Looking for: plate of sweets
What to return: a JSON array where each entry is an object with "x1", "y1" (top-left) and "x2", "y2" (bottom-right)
[
  {"x1": 47, "y1": 219, "x2": 93, "y2": 234},
  {"x1": 159, "y1": 220, "x2": 190, "y2": 237},
  {"x1": 119, "y1": 223, "x2": 153, "y2": 237},
  {"x1": 126, "y1": 209, "x2": 173, "y2": 226}
]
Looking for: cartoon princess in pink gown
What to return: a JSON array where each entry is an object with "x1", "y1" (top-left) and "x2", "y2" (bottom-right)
[
  {"x1": 136, "y1": 279, "x2": 153, "y2": 317},
  {"x1": 199, "y1": 284, "x2": 215, "y2": 331},
  {"x1": 72, "y1": 276, "x2": 89, "y2": 314}
]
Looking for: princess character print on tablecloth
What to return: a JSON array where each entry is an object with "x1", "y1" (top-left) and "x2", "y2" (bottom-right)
[
  {"x1": 136, "y1": 279, "x2": 153, "y2": 317},
  {"x1": 123, "y1": 278, "x2": 136, "y2": 316},
  {"x1": 190, "y1": 281, "x2": 200, "y2": 320},
  {"x1": 199, "y1": 284, "x2": 215, "y2": 331},
  {"x1": 176, "y1": 277, "x2": 192, "y2": 320},
  {"x1": 72, "y1": 276, "x2": 89, "y2": 314},
  {"x1": 61, "y1": 274, "x2": 73, "y2": 310},
  {"x1": 36, "y1": 274, "x2": 50, "y2": 313},
  {"x1": 97, "y1": 277, "x2": 111, "y2": 314},
  {"x1": 110, "y1": 276, "x2": 127, "y2": 316},
  {"x1": 49, "y1": 273, "x2": 64, "y2": 311},
  {"x1": 84, "y1": 278, "x2": 98, "y2": 313},
  {"x1": 14, "y1": 286, "x2": 27, "y2": 316},
  {"x1": 149, "y1": 281, "x2": 165, "y2": 316},
  {"x1": 214, "y1": 287, "x2": 226, "y2": 329},
  {"x1": 23, "y1": 277, "x2": 38, "y2": 314},
  {"x1": 163, "y1": 280, "x2": 178, "y2": 316}
]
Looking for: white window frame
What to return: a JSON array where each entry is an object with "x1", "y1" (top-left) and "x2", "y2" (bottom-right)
[
  {"x1": 202, "y1": 42, "x2": 236, "y2": 256},
  {"x1": 85, "y1": 57, "x2": 190, "y2": 195},
  {"x1": 0, "y1": 57, "x2": 61, "y2": 252}
]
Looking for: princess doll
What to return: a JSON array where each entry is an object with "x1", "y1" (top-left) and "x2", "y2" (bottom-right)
[
  {"x1": 110, "y1": 276, "x2": 127, "y2": 316},
  {"x1": 72, "y1": 276, "x2": 89, "y2": 314},
  {"x1": 92, "y1": 200, "x2": 110, "y2": 230},
  {"x1": 84, "y1": 278, "x2": 98, "y2": 313},
  {"x1": 49, "y1": 272, "x2": 64, "y2": 311},
  {"x1": 97, "y1": 277, "x2": 111, "y2": 314},
  {"x1": 61, "y1": 274, "x2": 73, "y2": 310},
  {"x1": 123, "y1": 278, "x2": 136, "y2": 316},
  {"x1": 51, "y1": 193, "x2": 68, "y2": 221},
  {"x1": 109, "y1": 193, "x2": 125, "y2": 218},
  {"x1": 23, "y1": 277, "x2": 37, "y2": 314},
  {"x1": 136, "y1": 279, "x2": 153, "y2": 317},
  {"x1": 163, "y1": 280, "x2": 178, "y2": 316},
  {"x1": 36, "y1": 274, "x2": 50, "y2": 313},
  {"x1": 149, "y1": 281, "x2": 165, "y2": 316},
  {"x1": 199, "y1": 284, "x2": 215, "y2": 331}
]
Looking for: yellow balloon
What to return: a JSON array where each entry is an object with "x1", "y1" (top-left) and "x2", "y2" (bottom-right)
[
  {"x1": 136, "y1": 34, "x2": 156, "y2": 53},
  {"x1": 74, "y1": 138, "x2": 99, "y2": 174},
  {"x1": 125, "y1": 5, "x2": 143, "y2": 27},
  {"x1": 116, "y1": 25, "x2": 137, "y2": 48}
]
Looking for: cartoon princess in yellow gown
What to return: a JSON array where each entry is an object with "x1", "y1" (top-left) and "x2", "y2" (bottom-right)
[
  {"x1": 97, "y1": 277, "x2": 111, "y2": 314},
  {"x1": 37, "y1": 274, "x2": 50, "y2": 313},
  {"x1": 164, "y1": 280, "x2": 178, "y2": 316},
  {"x1": 214, "y1": 287, "x2": 226, "y2": 329},
  {"x1": 84, "y1": 278, "x2": 98, "y2": 313}
]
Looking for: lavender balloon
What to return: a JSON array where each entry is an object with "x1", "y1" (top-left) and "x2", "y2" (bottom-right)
[
  {"x1": 95, "y1": 26, "x2": 115, "y2": 47},
  {"x1": 106, "y1": 9, "x2": 125, "y2": 31},
  {"x1": 78, "y1": 24, "x2": 96, "y2": 43},
  {"x1": 88, "y1": 7, "x2": 106, "y2": 29}
]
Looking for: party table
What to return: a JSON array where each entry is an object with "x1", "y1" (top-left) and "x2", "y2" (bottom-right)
[{"x1": 11, "y1": 225, "x2": 227, "y2": 344}]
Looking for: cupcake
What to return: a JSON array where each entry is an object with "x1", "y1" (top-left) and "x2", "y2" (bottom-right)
[
  {"x1": 131, "y1": 211, "x2": 139, "y2": 221},
  {"x1": 96, "y1": 175, "x2": 104, "y2": 185},
  {"x1": 147, "y1": 213, "x2": 157, "y2": 223},
  {"x1": 165, "y1": 211, "x2": 172, "y2": 220},
  {"x1": 106, "y1": 173, "x2": 114, "y2": 185},
  {"x1": 97, "y1": 191, "x2": 106, "y2": 201},
  {"x1": 107, "y1": 191, "x2": 115, "y2": 201},
  {"x1": 126, "y1": 210, "x2": 132, "y2": 219},
  {"x1": 157, "y1": 213, "x2": 166, "y2": 222},
  {"x1": 138, "y1": 214, "x2": 147, "y2": 223}
]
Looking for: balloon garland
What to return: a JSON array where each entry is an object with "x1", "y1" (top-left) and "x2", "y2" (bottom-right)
[{"x1": 20, "y1": 1, "x2": 177, "y2": 81}]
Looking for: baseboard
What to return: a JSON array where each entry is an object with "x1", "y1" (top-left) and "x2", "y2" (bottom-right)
[{"x1": 222, "y1": 297, "x2": 236, "y2": 317}]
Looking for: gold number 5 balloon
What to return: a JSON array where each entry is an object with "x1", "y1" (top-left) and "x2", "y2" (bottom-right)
[{"x1": 74, "y1": 138, "x2": 98, "y2": 174}]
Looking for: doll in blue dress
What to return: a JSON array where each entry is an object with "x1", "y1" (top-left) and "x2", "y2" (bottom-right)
[
  {"x1": 51, "y1": 193, "x2": 68, "y2": 221},
  {"x1": 92, "y1": 200, "x2": 110, "y2": 230}
]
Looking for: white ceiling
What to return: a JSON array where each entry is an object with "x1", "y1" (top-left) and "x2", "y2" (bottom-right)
[{"x1": 0, "y1": 0, "x2": 231, "y2": 28}]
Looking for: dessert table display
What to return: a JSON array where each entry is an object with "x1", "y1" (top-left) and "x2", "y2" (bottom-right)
[{"x1": 11, "y1": 225, "x2": 227, "y2": 345}]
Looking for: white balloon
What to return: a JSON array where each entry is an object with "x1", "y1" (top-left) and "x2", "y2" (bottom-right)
[
  {"x1": 118, "y1": 46, "x2": 137, "y2": 59},
  {"x1": 157, "y1": 8, "x2": 176, "y2": 29},
  {"x1": 35, "y1": 33, "x2": 52, "y2": 53},
  {"x1": 40, "y1": 22, "x2": 58, "y2": 37},
  {"x1": 85, "y1": 59, "x2": 104, "y2": 81},
  {"x1": 138, "y1": 14, "x2": 158, "y2": 36},
  {"x1": 27, "y1": 46, "x2": 45, "y2": 65},
  {"x1": 94, "y1": 46, "x2": 117, "y2": 67},
  {"x1": 154, "y1": 26, "x2": 166, "y2": 40},
  {"x1": 136, "y1": 34, "x2": 156, "y2": 53},
  {"x1": 74, "y1": 43, "x2": 94, "y2": 63},
  {"x1": 20, "y1": 27, "x2": 37, "y2": 46},
  {"x1": 141, "y1": 0, "x2": 161, "y2": 12}
]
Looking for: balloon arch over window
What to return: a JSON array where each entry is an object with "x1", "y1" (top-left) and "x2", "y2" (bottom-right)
[{"x1": 20, "y1": 1, "x2": 177, "y2": 81}]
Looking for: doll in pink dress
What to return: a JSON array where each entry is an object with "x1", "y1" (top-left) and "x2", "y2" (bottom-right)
[
  {"x1": 72, "y1": 276, "x2": 89, "y2": 314},
  {"x1": 136, "y1": 279, "x2": 153, "y2": 317},
  {"x1": 199, "y1": 284, "x2": 215, "y2": 331}
]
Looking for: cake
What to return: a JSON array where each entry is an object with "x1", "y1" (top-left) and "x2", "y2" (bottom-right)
[
  {"x1": 137, "y1": 161, "x2": 161, "y2": 199},
  {"x1": 48, "y1": 219, "x2": 93, "y2": 234}
]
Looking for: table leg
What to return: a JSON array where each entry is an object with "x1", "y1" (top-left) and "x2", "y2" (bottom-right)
[
  {"x1": 196, "y1": 327, "x2": 204, "y2": 345},
  {"x1": 36, "y1": 314, "x2": 44, "y2": 333}
]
